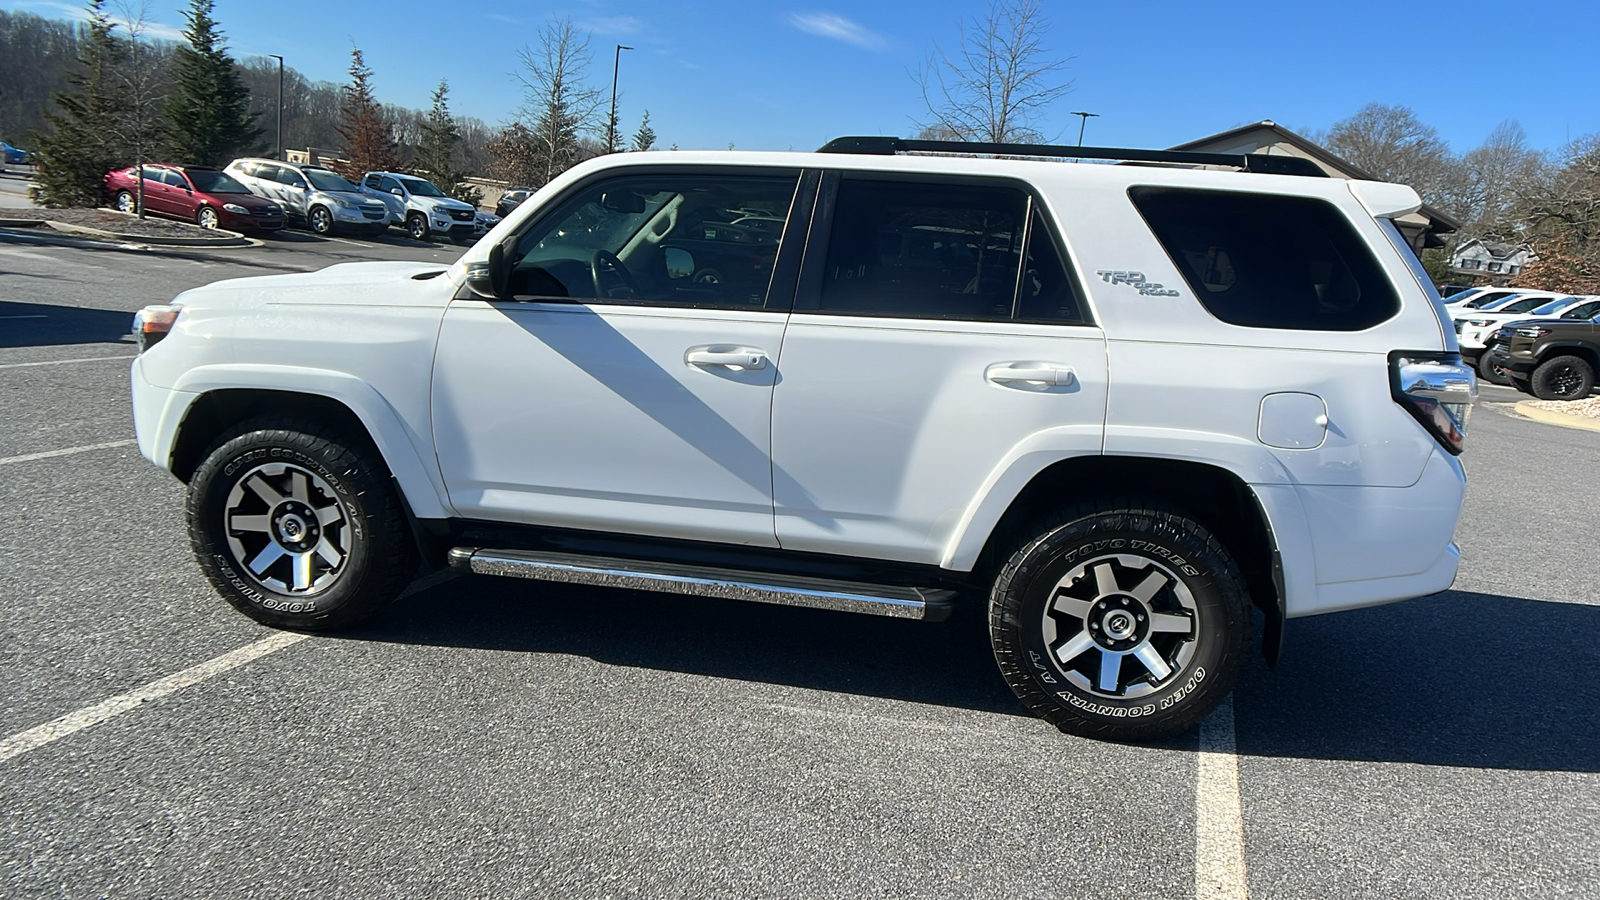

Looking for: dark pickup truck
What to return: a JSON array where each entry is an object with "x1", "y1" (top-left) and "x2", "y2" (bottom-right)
[{"x1": 1493, "y1": 317, "x2": 1600, "y2": 400}]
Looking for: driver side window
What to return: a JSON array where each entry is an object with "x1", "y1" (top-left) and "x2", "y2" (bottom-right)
[{"x1": 504, "y1": 171, "x2": 800, "y2": 309}]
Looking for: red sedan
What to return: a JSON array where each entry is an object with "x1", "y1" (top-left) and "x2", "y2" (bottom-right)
[{"x1": 105, "y1": 164, "x2": 287, "y2": 232}]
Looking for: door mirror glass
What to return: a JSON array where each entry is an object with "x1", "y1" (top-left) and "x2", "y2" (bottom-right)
[
  {"x1": 664, "y1": 247, "x2": 694, "y2": 279},
  {"x1": 390, "y1": 187, "x2": 404, "y2": 196}
]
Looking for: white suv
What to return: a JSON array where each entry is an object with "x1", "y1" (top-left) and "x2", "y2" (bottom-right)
[
  {"x1": 130, "y1": 138, "x2": 1475, "y2": 741},
  {"x1": 360, "y1": 171, "x2": 480, "y2": 242}
]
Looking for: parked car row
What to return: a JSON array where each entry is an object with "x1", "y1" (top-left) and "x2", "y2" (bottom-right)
[
  {"x1": 1, "y1": 140, "x2": 33, "y2": 167},
  {"x1": 100, "y1": 159, "x2": 500, "y2": 244},
  {"x1": 1444, "y1": 289, "x2": 1600, "y2": 397}
]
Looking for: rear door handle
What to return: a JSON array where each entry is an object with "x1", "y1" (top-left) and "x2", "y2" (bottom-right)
[
  {"x1": 986, "y1": 362, "x2": 1076, "y2": 386},
  {"x1": 686, "y1": 345, "x2": 768, "y2": 370}
]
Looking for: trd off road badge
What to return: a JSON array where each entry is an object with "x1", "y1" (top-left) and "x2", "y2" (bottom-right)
[{"x1": 1095, "y1": 270, "x2": 1179, "y2": 297}]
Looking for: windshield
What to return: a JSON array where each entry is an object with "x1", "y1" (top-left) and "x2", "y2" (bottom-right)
[
  {"x1": 397, "y1": 176, "x2": 446, "y2": 197},
  {"x1": 187, "y1": 170, "x2": 250, "y2": 193},
  {"x1": 305, "y1": 169, "x2": 358, "y2": 192},
  {"x1": 1463, "y1": 293, "x2": 1509, "y2": 309},
  {"x1": 1500, "y1": 296, "x2": 1549, "y2": 314},
  {"x1": 1475, "y1": 296, "x2": 1520, "y2": 312},
  {"x1": 1529, "y1": 297, "x2": 1574, "y2": 316}
]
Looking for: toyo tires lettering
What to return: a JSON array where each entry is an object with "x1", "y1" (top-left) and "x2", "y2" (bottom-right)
[
  {"x1": 1056, "y1": 666, "x2": 1207, "y2": 717},
  {"x1": 1128, "y1": 540, "x2": 1200, "y2": 577}
]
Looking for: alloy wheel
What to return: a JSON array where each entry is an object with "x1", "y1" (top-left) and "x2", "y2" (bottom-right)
[
  {"x1": 223, "y1": 462, "x2": 351, "y2": 594},
  {"x1": 310, "y1": 207, "x2": 332, "y2": 234},
  {"x1": 198, "y1": 207, "x2": 219, "y2": 229},
  {"x1": 1040, "y1": 553, "x2": 1198, "y2": 698},
  {"x1": 116, "y1": 191, "x2": 135, "y2": 214}
]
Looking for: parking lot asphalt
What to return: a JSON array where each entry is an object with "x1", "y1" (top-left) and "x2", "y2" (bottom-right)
[{"x1": 2, "y1": 237, "x2": 1596, "y2": 899}]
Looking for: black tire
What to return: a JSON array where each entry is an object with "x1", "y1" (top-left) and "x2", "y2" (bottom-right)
[
  {"x1": 308, "y1": 205, "x2": 333, "y2": 235},
  {"x1": 186, "y1": 416, "x2": 415, "y2": 630},
  {"x1": 115, "y1": 190, "x2": 137, "y2": 214},
  {"x1": 1530, "y1": 354, "x2": 1595, "y2": 401},
  {"x1": 1477, "y1": 350, "x2": 1511, "y2": 386},
  {"x1": 196, "y1": 206, "x2": 220, "y2": 229},
  {"x1": 406, "y1": 212, "x2": 429, "y2": 241},
  {"x1": 988, "y1": 500, "x2": 1249, "y2": 741}
]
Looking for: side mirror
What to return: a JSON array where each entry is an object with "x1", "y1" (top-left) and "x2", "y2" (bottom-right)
[
  {"x1": 465, "y1": 242, "x2": 511, "y2": 300},
  {"x1": 664, "y1": 247, "x2": 694, "y2": 279},
  {"x1": 390, "y1": 187, "x2": 403, "y2": 196}
]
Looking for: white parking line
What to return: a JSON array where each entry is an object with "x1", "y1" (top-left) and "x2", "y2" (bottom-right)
[
  {"x1": 1195, "y1": 695, "x2": 1249, "y2": 899},
  {"x1": 0, "y1": 314, "x2": 48, "y2": 319},
  {"x1": 0, "y1": 632, "x2": 309, "y2": 763},
  {"x1": 0, "y1": 439, "x2": 135, "y2": 466},
  {"x1": 0, "y1": 355, "x2": 135, "y2": 369},
  {"x1": 0, "y1": 570, "x2": 457, "y2": 763},
  {"x1": 323, "y1": 237, "x2": 368, "y2": 246}
]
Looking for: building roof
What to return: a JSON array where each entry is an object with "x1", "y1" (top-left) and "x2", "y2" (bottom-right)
[{"x1": 1171, "y1": 120, "x2": 1462, "y2": 239}]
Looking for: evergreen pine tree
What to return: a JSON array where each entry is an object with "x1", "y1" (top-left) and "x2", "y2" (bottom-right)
[
  {"x1": 630, "y1": 110, "x2": 656, "y2": 152},
  {"x1": 335, "y1": 46, "x2": 401, "y2": 176},
  {"x1": 162, "y1": 0, "x2": 259, "y2": 166},
  {"x1": 30, "y1": 0, "x2": 129, "y2": 208},
  {"x1": 415, "y1": 79, "x2": 479, "y2": 203}
]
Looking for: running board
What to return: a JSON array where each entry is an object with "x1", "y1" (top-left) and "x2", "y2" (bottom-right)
[{"x1": 446, "y1": 547, "x2": 956, "y2": 621}]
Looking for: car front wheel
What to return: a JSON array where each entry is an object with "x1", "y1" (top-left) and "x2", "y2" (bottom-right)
[
  {"x1": 1530, "y1": 355, "x2": 1595, "y2": 401},
  {"x1": 197, "y1": 206, "x2": 220, "y2": 229},
  {"x1": 406, "y1": 212, "x2": 429, "y2": 241},
  {"x1": 308, "y1": 206, "x2": 333, "y2": 235},
  {"x1": 988, "y1": 500, "x2": 1249, "y2": 741},
  {"x1": 186, "y1": 417, "x2": 415, "y2": 630}
]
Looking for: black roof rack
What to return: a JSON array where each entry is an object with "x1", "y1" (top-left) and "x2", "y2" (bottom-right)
[{"x1": 816, "y1": 136, "x2": 1327, "y2": 178}]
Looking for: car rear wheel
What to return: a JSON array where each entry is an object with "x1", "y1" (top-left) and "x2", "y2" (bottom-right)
[
  {"x1": 115, "y1": 190, "x2": 136, "y2": 214},
  {"x1": 1530, "y1": 355, "x2": 1596, "y2": 401},
  {"x1": 988, "y1": 500, "x2": 1249, "y2": 741},
  {"x1": 308, "y1": 206, "x2": 333, "y2": 235},
  {"x1": 197, "y1": 206, "x2": 220, "y2": 229},
  {"x1": 186, "y1": 416, "x2": 415, "y2": 630},
  {"x1": 406, "y1": 212, "x2": 429, "y2": 241},
  {"x1": 1477, "y1": 350, "x2": 1512, "y2": 386}
]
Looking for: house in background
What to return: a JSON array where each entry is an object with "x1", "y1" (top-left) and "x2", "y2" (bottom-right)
[
  {"x1": 1170, "y1": 120, "x2": 1461, "y2": 254},
  {"x1": 1449, "y1": 238, "x2": 1535, "y2": 281}
]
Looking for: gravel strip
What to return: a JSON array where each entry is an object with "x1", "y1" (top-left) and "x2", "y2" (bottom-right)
[
  {"x1": 0, "y1": 206, "x2": 219, "y2": 239},
  {"x1": 1525, "y1": 397, "x2": 1600, "y2": 418}
]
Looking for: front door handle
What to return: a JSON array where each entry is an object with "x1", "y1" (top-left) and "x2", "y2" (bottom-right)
[
  {"x1": 686, "y1": 345, "x2": 768, "y2": 370},
  {"x1": 986, "y1": 362, "x2": 1076, "y2": 387}
]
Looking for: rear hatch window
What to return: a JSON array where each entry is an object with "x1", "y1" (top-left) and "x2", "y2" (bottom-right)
[{"x1": 1129, "y1": 187, "x2": 1400, "y2": 332}]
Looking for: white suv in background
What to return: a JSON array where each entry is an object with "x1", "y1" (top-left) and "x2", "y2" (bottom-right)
[
  {"x1": 130, "y1": 137, "x2": 1474, "y2": 741},
  {"x1": 225, "y1": 158, "x2": 390, "y2": 236}
]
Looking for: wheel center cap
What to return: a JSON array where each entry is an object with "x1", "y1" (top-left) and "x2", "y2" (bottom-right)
[
  {"x1": 1103, "y1": 610, "x2": 1136, "y2": 640},
  {"x1": 272, "y1": 501, "x2": 320, "y2": 550}
]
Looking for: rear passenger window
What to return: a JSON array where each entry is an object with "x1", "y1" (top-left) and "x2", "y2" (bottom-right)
[
  {"x1": 1129, "y1": 187, "x2": 1400, "y2": 331},
  {"x1": 815, "y1": 179, "x2": 1023, "y2": 321}
]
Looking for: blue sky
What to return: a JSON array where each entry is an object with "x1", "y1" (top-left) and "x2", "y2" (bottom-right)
[{"x1": 8, "y1": 0, "x2": 1598, "y2": 156}]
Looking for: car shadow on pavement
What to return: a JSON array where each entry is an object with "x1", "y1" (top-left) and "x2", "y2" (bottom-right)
[
  {"x1": 0, "y1": 300, "x2": 133, "y2": 347},
  {"x1": 348, "y1": 573, "x2": 1027, "y2": 718},
  {"x1": 1236, "y1": 590, "x2": 1600, "y2": 772}
]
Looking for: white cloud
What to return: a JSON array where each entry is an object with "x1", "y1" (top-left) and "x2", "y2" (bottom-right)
[
  {"x1": 19, "y1": 0, "x2": 187, "y2": 42},
  {"x1": 787, "y1": 12, "x2": 886, "y2": 50}
]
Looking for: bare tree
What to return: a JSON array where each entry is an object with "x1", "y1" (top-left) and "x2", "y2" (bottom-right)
[
  {"x1": 915, "y1": 0, "x2": 1073, "y2": 144},
  {"x1": 1509, "y1": 134, "x2": 1600, "y2": 294},
  {"x1": 110, "y1": 0, "x2": 168, "y2": 218},
  {"x1": 512, "y1": 17, "x2": 604, "y2": 187},
  {"x1": 1319, "y1": 103, "x2": 1453, "y2": 202},
  {"x1": 1451, "y1": 121, "x2": 1547, "y2": 232}
]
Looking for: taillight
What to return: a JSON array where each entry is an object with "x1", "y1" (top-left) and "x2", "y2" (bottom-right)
[
  {"x1": 132, "y1": 304, "x2": 181, "y2": 352},
  {"x1": 1389, "y1": 351, "x2": 1475, "y2": 455}
]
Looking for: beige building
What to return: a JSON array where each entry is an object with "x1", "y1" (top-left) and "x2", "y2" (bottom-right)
[{"x1": 1171, "y1": 121, "x2": 1460, "y2": 253}]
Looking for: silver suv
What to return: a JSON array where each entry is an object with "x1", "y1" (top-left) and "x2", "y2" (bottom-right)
[
  {"x1": 225, "y1": 159, "x2": 389, "y2": 236},
  {"x1": 360, "y1": 172, "x2": 479, "y2": 242}
]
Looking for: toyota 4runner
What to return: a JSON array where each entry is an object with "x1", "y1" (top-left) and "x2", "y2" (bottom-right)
[{"x1": 131, "y1": 138, "x2": 1476, "y2": 741}]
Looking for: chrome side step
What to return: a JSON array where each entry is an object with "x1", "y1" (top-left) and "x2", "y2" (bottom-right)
[{"x1": 446, "y1": 547, "x2": 956, "y2": 621}]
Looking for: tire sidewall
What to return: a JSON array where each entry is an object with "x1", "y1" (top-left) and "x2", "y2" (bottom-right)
[
  {"x1": 992, "y1": 509, "x2": 1247, "y2": 738},
  {"x1": 1532, "y1": 356, "x2": 1594, "y2": 401},
  {"x1": 189, "y1": 433, "x2": 374, "y2": 628}
]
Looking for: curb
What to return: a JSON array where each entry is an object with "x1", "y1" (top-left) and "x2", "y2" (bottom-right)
[
  {"x1": 46, "y1": 219, "x2": 250, "y2": 247},
  {"x1": 1514, "y1": 400, "x2": 1600, "y2": 433},
  {"x1": 0, "y1": 218, "x2": 42, "y2": 228}
]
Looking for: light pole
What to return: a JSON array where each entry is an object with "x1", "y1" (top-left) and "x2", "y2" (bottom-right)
[
  {"x1": 268, "y1": 54, "x2": 284, "y2": 160},
  {"x1": 608, "y1": 44, "x2": 633, "y2": 153},
  {"x1": 1071, "y1": 111, "x2": 1099, "y2": 146}
]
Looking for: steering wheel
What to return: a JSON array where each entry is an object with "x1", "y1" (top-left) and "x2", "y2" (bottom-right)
[{"x1": 591, "y1": 250, "x2": 642, "y2": 300}]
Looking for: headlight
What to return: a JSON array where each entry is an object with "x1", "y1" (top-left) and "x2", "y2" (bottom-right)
[
  {"x1": 132, "y1": 304, "x2": 182, "y2": 353},
  {"x1": 1463, "y1": 319, "x2": 1492, "y2": 328},
  {"x1": 1517, "y1": 326, "x2": 1553, "y2": 338},
  {"x1": 222, "y1": 203, "x2": 249, "y2": 214}
]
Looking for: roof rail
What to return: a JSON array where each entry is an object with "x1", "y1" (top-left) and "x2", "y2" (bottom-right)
[{"x1": 816, "y1": 136, "x2": 1327, "y2": 178}]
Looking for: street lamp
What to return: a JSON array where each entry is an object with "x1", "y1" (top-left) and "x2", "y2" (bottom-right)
[
  {"x1": 608, "y1": 44, "x2": 634, "y2": 153},
  {"x1": 268, "y1": 54, "x2": 284, "y2": 160},
  {"x1": 1070, "y1": 111, "x2": 1100, "y2": 146}
]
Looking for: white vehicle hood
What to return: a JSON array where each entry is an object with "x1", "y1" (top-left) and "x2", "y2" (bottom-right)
[{"x1": 172, "y1": 260, "x2": 453, "y2": 311}]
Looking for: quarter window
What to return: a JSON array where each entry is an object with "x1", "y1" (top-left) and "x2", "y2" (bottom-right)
[
  {"x1": 1130, "y1": 187, "x2": 1401, "y2": 331},
  {"x1": 504, "y1": 172, "x2": 800, "y2": 309}
]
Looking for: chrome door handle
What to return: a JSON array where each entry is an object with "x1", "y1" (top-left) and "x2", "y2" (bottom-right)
[
  {"x1": 986, "y1": 362, "x2": 1076, "y2": 386},
  {"x1": 686, "y1": 346, "x2": 768, "y2": 370}
]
